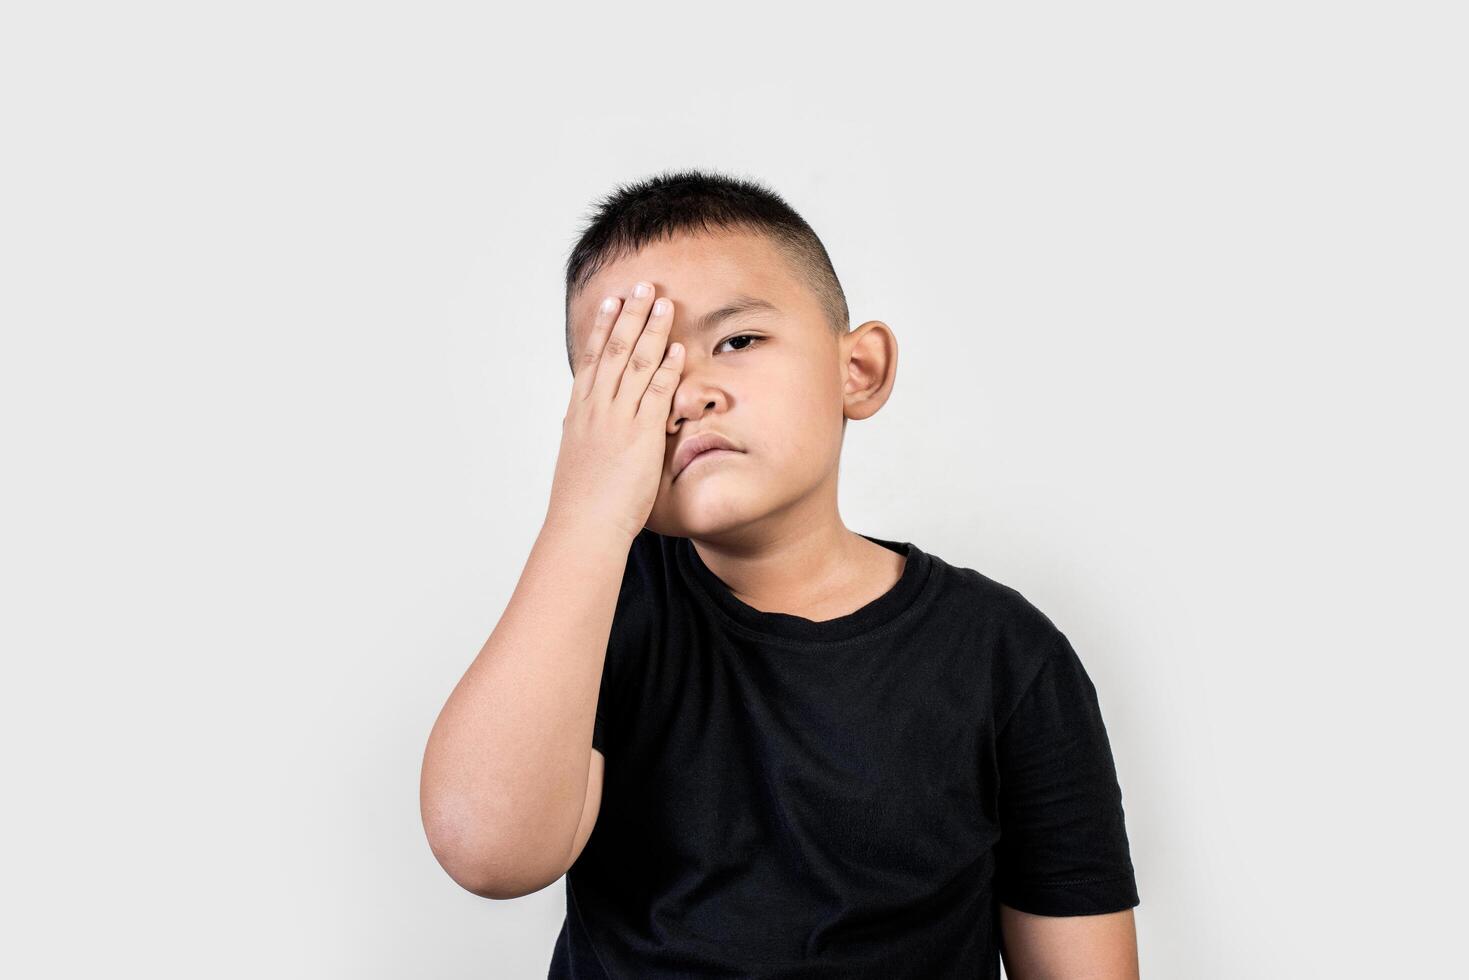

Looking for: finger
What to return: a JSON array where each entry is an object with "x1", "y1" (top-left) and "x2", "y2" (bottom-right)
[
  {"x1": 591, "y1": 280, "x2": 656, "y2": 403},
  {"x1": 571, "y1": 293, "x2": 623, "y2": 403},
  {"x1": 613, "y1": 295, "x2": 675, "y2": 410},
  {"x1": 636, "y1": 341, "x2": 685, "y2": 423}
]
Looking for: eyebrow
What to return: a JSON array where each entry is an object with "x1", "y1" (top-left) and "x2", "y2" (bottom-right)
[{"x1": 692, "y1": 295, "x2": 781, "y2": 334}]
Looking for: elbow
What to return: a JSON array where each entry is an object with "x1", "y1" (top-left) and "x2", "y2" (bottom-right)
[{"x1": 420, "y1": 805, "x2": 570, "y2": 901}]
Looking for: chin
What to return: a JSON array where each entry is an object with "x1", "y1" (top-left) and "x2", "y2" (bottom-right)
[{"x1": 647, "y1": 484, "x2": 769, "y2": 539}]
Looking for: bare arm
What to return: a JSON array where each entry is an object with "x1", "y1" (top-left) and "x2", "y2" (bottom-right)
[
  {"x1": 418, "y1": 279, "x2": 685, "y2": 899},
  {"x1": 419, "y1": 518, "x2": 631, "y2": 899},
  {"x1": 999, "y1": 905, "x2": 1139, "y2": 980}
]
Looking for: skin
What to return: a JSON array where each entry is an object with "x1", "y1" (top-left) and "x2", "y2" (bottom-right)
[
  {"x1": 567, "y1": 228, "x2": 1140, "y2": 975},
  {"x1": 568, "y1": 227, "x2": 903, "y2": 620},
  {"x1": 999, "y1": 906, "x2": 1140, "y2": 979}
]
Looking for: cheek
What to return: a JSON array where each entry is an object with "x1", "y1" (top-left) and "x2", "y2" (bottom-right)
[{"x1": 751, "y1": 373, "x2": 844, "y2": 471}]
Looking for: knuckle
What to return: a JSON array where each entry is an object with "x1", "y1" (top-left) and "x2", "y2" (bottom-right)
[{"x1": 603, "y1": 336, "x2": 628, "y2": 358}]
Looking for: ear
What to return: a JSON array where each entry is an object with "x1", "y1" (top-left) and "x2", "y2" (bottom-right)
[{"x1": 841, "y1": 320, "x2": 898, "y2": 421}]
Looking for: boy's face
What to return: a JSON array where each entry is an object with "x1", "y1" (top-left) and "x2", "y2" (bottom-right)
[{"x1": 568, "y1": 228, "x2": 890, "y2": 540}]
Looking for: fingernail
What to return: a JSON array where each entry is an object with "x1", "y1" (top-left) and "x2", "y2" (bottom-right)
[
  {"x1": 633, "y1": 281, "x2": 651, "y2": 298},
  {"x1": 653, "y1": 299, "x2": 668, "y2": 314},
  {"x1": 600, "y1": 296, "x2": 617, "y2": 313}
]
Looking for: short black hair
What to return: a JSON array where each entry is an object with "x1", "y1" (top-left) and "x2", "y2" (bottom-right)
[{"x1": 562, "y1": 168, "x2": 850, "y2": 369}]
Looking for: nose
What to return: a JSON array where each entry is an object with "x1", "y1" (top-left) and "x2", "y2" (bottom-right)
[
  {"x1": 668, "y1": 364, "x2": 727, "y2": 431},
  {"x1": 672, "y1": 400, "x2": 717, "y2": 429}
]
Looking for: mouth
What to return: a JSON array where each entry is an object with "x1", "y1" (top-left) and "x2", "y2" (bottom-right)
[{"x1": 673, "y1": 448, "x2": 742, "y2": 483}]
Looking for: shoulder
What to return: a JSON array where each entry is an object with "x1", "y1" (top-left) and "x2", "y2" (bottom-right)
[
  {"x1": 609, "y1": 528, "x2": 678, "y2": 640},
  {"x1": 623, "y1": 527, "x2": 675, "y2": 598},
  {"x1": 922, "y1": 547, "x2": 1070, "y2": 691},
  {"x1": 601, "y1": 530, "x2": 674, "y2": 702},
  {"x1": 927, "y1": 548, "x2": 1066, "y2": 651}
]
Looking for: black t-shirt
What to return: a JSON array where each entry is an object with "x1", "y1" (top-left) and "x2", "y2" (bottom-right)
[{"x1": 549, "y1": 529, "x2": 1138, "y2": 979}]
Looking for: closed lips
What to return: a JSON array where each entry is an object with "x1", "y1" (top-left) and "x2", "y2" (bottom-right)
[{"x1": 673, "y1": 432, "x2": 743, "y2": 481}]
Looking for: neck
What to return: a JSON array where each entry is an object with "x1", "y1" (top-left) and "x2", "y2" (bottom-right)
[{"x1": 687, "y1": 485, "x2": 903, "y2": 620}]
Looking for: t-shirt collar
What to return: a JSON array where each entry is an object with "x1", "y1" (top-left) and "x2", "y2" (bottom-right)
[{"x1": 674, "y1": 532, "x2": 936, "y2": 645}]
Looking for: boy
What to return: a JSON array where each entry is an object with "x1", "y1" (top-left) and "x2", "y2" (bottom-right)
[{"x1": 420, "y1": 169, "x2": 1140, "y2": 978}]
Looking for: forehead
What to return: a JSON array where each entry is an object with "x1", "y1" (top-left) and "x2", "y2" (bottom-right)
[{"x1": 573, "y1": 229, "x2": 800, "y2": 331}]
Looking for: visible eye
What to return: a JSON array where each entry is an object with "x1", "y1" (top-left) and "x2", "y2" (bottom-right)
[{"x1": 714, "y1": 334, "x2": 764, "y2": 354}]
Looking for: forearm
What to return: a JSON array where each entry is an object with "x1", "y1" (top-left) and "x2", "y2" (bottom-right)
[
  {"x1": 419, "y1": 515, "x2": 631, "y2": 895},
  {"x1": 999, "y1": 905, "x2": 1139, "y2": 980}
]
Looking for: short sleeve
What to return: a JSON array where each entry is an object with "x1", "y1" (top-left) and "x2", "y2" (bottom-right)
[
  {"x1": 993, "y1": 631, "x2": 1139, "y2": 916},
  {"x1": 592, "y1": 709, "x2": 608, "y2": 754},
  {"x1": 590, "y1": 528, "x2": 660, "y2": 758}
]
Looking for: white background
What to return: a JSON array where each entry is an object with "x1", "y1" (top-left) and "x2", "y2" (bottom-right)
[{"x1": 4, "y1": 2, "x2": 1465, "y2": 977}]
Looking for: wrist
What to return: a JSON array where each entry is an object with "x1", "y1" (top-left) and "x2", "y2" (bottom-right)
[{"x1": 539, "y1": 506, "x2": 639, "y2": 555}]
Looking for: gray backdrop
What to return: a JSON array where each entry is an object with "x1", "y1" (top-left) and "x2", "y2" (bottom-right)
[{"x1": 4, "y1": 1, "x2": 1464, "y2": 977}]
